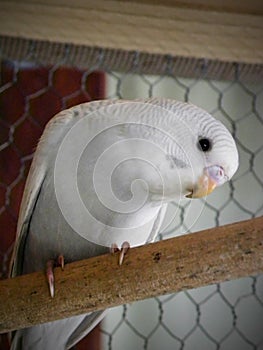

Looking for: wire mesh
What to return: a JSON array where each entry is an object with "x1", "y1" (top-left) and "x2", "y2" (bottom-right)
[{"x1": 0, "y1": 39, "x2": 263, "y2": 350}]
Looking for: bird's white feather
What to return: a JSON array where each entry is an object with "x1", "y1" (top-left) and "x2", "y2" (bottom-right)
[{"x1": 10, "y1": 98, "x2": 238, "y2": 349}]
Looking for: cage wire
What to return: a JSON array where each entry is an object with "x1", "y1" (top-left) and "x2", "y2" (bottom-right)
[{"x1": 0, "y1": 37, "x2": 263, "y2": 350}]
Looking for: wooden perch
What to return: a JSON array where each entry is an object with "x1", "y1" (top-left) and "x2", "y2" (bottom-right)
[
  {"x1": 1, "y1": 216, "x2": 262, "y2": 334},
  {"x1": 0, "y1": 0, "x2": 263, "y2": 65}
]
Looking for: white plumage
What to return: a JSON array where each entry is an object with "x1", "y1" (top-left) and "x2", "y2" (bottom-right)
[{"x1": 10, "y1": 98, "x2": 239, "y2": 349}]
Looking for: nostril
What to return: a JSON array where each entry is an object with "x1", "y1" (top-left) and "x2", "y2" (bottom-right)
[
  {"x1": 205, "y1": 165, "x2": 226, "y2": 185},
  {"x1": 217, "y1": 167, "x2": 225, "y2": 178}
]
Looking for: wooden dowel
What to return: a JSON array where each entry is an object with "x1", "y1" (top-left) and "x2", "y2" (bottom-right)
[
  {"x1": 0, "y1": 216, "x2": 262, "y2": 334},
  {"x1": 0, "y1": 1, "x2": 262, "y2": 65}
]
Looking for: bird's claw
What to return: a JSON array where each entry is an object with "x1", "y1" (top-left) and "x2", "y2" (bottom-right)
[
  {"x1": 46, "y1": 255, "x2": 65, "y2": 298},
  {"x1": 57, "y1": 254, "x2": 64, "y2": 270},
  {"x1": 110, "y1": 241, "x2": 130, "y2": 265},
  {"x1": 46, "y1": 260, "x2": 55, "y2": 298},
  {"x1": 110, "y1": 243, "x2": 119, "y2": 254},
  {"x1": 119, "y1": 241, "x2": 130, "y2": 265}
]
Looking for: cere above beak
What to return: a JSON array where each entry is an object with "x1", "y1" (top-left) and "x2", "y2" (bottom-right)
[{"x1": 186, "y1": 165, "x2": 227, "y2": 199}]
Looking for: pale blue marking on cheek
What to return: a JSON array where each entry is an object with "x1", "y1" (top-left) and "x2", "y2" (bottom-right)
[{"x1": 166, "y1": 154, "x2": 189, "y2": 169}]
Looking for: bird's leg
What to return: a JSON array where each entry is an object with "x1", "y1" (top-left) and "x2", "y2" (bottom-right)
[
  {"x1": 46, "y1": 255, "x2": 65, "y2": 297},
  {"x1": 110, "y1": 241, "x2": 130, "y2": 265}
]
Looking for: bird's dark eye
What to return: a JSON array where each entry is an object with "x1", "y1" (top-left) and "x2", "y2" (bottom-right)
[{"x1": 198, "y1": 138, "x2": 211, "y2": 152}]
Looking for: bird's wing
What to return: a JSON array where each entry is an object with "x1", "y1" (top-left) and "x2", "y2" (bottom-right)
[
  {"x1": 10, "y1": 156, "x2": 47, "y2": 276},
  {"x1": 9, "y1": 101, "x2": 97, "y2": 276},
  {"x1": 10, "y1": 105, "x2": 112, "y2": 350},
  {"x1": 9, "y1": 107, "x2": 82, "y2": 276}
]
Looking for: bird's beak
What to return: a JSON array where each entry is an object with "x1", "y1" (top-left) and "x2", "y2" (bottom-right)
[{"x1": 186, "y1": 165, "x2": 226, "y2": 199}]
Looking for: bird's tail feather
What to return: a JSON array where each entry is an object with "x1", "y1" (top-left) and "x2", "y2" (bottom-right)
[{"x1": 11, "y1": 311, "x2": 107, "y2": 350}]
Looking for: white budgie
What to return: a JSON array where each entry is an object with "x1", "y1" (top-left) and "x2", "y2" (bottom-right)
[{"x1": 10, "y1": 98, "x2": 239, "y2": 349}]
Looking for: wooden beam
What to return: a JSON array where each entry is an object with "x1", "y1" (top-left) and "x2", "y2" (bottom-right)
[
  {"x1": 0, "y1": 216, "x2": 262, "y2": 334},
  {"x1": 0, "y1": 0, "x2": 262, "y2": 65},
  {"x1": 119, "y1": 0, "x2": 263, "y2": 16}
]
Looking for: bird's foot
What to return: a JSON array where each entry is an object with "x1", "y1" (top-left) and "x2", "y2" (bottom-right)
[
  {"x1": 110, "y1": 241, "x2": 130, "y2": 265},
  {"x1": 46, "y1": 255, "x2": 65, "y2": 298}
]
